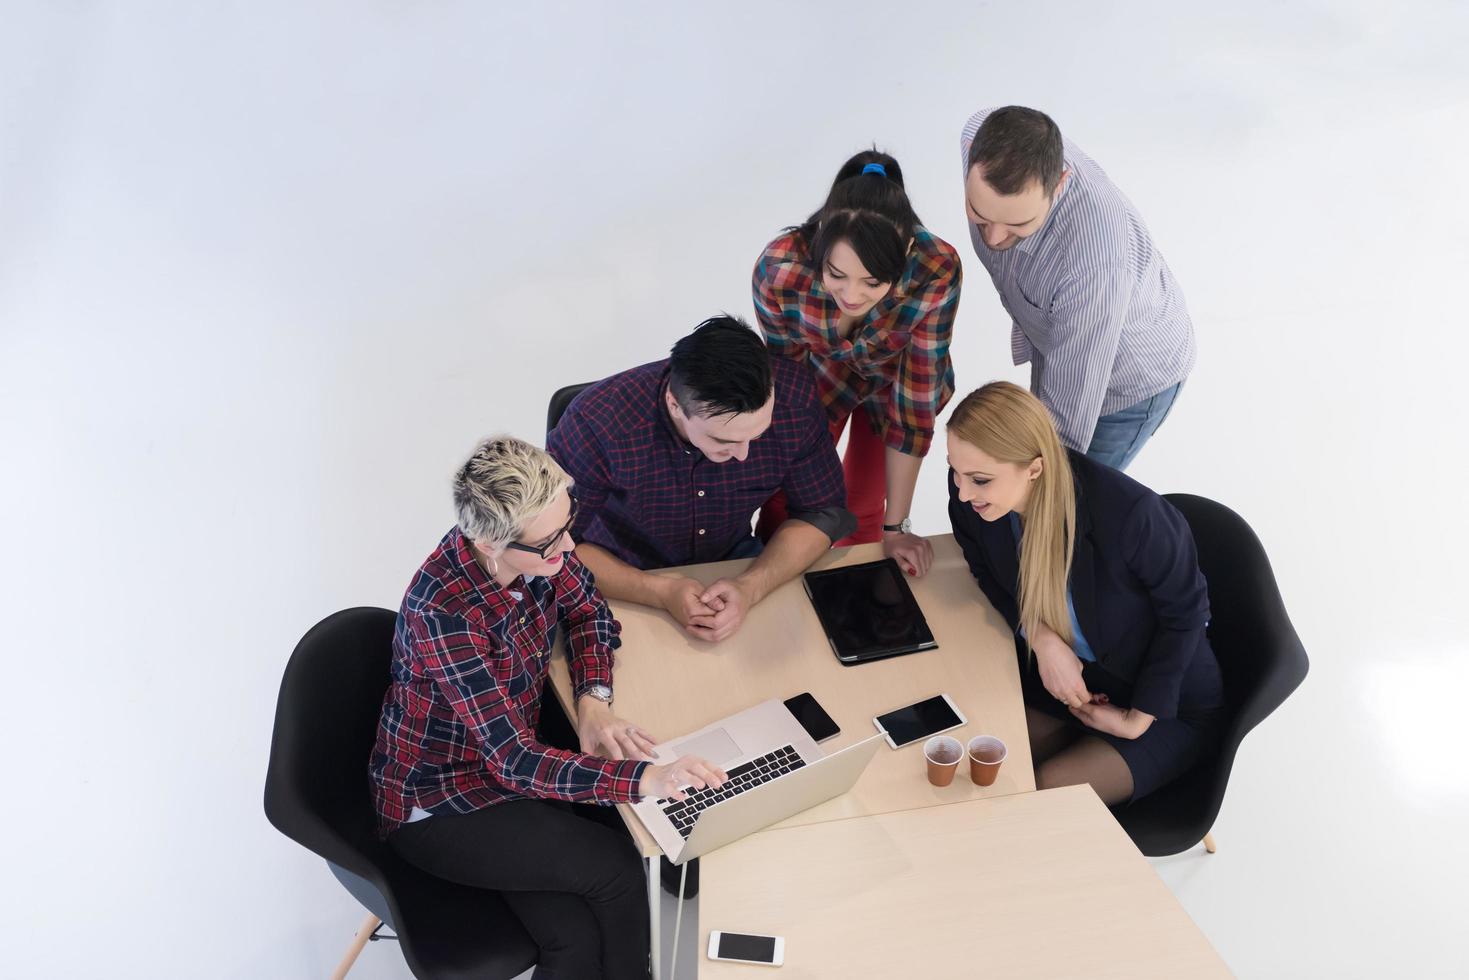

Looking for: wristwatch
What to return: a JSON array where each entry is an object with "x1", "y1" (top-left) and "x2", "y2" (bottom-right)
[
  {"x1": 581, "y1": 684, "x2": 614, "y2": 706},
  {"x1": 882, "y1": 518, "x2": 913, "y2": 534}
]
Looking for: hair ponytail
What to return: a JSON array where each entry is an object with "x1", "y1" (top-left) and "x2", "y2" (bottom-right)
[{"x1": 794, "y1": 148, "x2": 919, "y2": 284}]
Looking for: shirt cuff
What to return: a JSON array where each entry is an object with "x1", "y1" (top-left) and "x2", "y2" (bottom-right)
[
  {"x1": 603, "y1": 758, "x2": 651, "y2": 803},
  {"x1": 571, "y1": 651, "x2": 616, "y2": 701},
  {"x1": 785, "y1": 505, "x2": 857, "y2": 544}
]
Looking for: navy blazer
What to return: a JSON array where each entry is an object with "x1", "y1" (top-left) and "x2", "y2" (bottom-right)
[{"x1": 948, "y1": 450, "x2": 1217, "y2": 720}]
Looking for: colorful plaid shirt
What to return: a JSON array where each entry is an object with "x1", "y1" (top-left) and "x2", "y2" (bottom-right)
[
  {"x1": 369, "y1": 527, "x2": 646, "y2": 836},
  {"x1": 546, "y1": 357, "x2": 852, "y2": 570},
  {"x1": 752, "y1": 226, "x2": 961, "y2": 457}
]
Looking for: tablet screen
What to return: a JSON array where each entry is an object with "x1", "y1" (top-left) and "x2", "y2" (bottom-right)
[{"x1": 803, "y1": 559, "x2": 935, "y2": 662}]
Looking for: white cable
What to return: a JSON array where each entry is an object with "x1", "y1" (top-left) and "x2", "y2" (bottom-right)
[{"x1": 667, "y1": 860, "x2": 689, "y2": 980}]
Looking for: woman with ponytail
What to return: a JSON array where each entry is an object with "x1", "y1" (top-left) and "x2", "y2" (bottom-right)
[
  {"x1": 753, "y1": 149, "x2": 961, "y2": 576},
  {"x1": 945, "y1": 382, "x2": 1224, "y2": 804}
]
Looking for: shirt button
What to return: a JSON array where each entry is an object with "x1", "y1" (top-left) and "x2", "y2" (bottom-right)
[
  {"x1": 698, "y1": 528, "x2": 706, "y2": 535},
  {"x1": 697, "y1": 490, "x2": 705, "y2": 497}
]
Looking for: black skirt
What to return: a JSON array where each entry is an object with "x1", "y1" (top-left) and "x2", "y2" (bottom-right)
[{"x1": 1019, "y1": 635, "x2": 1227, "y2": 803}]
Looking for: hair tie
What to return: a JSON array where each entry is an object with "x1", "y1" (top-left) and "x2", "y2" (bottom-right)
[{"x1": 861, "y1": 162, "x2": 887, "y2": 177}]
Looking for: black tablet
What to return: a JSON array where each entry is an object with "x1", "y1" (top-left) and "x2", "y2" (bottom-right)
[{"x1": 801, "y1": 558, "x2": 938, "y2": 666}]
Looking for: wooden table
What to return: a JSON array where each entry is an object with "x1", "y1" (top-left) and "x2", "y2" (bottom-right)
[
  {"x1": 548, "y1": 534, "x2": 1034, "y2": 857},
  {"x1": 698, "y1": 785, "x2": 1233, "y2": 979}
]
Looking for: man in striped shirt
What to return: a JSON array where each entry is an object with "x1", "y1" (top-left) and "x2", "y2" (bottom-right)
[{"x1": 959, "y1": 106, "x2": 1195, "y2": 470}]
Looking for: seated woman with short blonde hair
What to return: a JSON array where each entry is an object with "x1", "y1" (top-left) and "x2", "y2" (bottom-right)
[{"x1": 369, "y1": 435, "x2": 724, "y2": 980}]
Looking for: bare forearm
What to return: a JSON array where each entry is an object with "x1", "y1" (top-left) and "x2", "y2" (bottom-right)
[
  {"x1": 574, "y1": 543, "x2": 670, "y2": 608},
  {"x1": 734, "y1": 520, "x2": 830, "y2": 606},
  {"x1": 883, "y1": 447, "x2": 923, "y2": 525}
]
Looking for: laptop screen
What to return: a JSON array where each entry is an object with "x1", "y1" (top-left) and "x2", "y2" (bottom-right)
[{"x1": 803, "y1": 559, "x2": 936, "y2": 663}]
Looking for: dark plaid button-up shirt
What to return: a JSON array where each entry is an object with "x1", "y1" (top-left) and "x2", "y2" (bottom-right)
[
  {"x1": 546, "y1": 357, "x2": 851, "y2": 570},
  {"x1": 370, "y1": 527, "x2": 646, "y2": 836}
]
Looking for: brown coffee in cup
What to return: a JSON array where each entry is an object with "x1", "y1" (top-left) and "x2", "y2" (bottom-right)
[
  {"x1": 967, "y1": 735, "x2": 1007, "y2": 787},
  {"x1": 924, "y1": 735, "x2": 964, "y2": 787}
]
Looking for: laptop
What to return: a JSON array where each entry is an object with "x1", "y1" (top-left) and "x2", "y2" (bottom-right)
[
  {"x1": 631, "y1": 698, "x2": 885, "y2": 865},
  {"x1": 802, "y1": 558, "x2": 938, "y2": 665}
]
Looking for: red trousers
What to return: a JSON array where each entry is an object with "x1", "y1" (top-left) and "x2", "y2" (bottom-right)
[{"x1": 755, "y1": 410, "x2": 887, "y2": 546}]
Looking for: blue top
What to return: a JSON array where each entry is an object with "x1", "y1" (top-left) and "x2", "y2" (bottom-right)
[{"x1": 1008, "y1": 512, "x2": 1096, "y2": 662}]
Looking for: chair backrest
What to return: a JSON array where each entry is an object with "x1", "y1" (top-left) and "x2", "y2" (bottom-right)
[
  {"x1": 264, "y1": 607, "x2": 397, "y2": 882},
  {"x1": 1163, "y1": 494, "x2": 1309, "y2": 738},
  {"x1": 545, "y1": 382, "x2": 593, "y2": 437}
]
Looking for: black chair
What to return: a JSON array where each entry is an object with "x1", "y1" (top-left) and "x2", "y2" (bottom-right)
[
  {"x1": 546, "y1": 382, "x2": 593, "y2": 437},
  {"x1": 1112, "y1": 494, "x2": 1310, "y2": 857},
  {"x1": 264, "y1": 607, "x2": 537, "y2": 979}
]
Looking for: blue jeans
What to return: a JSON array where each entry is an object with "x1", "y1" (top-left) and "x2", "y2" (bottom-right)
[{"x1": 1085, "y1": 383, "x2": 1182, "y2": 471}]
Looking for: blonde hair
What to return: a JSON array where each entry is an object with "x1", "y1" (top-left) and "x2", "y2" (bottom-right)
[
  {"x1": 452, "y1": 436, "x2": 572, "y2": 549},
  {"x1": 947, "y1": 382, "x2": 1076, "y2": 649}
]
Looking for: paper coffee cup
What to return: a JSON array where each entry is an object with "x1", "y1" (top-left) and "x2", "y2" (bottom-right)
[
  {"x1": 924, "y1": 735, "x2": 964, "y2": 787},
  {"x1": 967, "y1": 735, "x2": 1007, "y2": 787}
]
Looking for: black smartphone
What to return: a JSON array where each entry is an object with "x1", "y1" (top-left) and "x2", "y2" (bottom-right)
[{"x1": 783, "y1": 692, "x2": 841, "y2": 743}]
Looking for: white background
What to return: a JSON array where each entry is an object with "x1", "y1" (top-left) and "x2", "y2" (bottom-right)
[{"x1": 3, "y1": 2, "x2": 1467, "y2": 977}]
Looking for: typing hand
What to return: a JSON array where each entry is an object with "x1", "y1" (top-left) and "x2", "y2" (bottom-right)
[
  {"x1": 1069, "y1": 702, "x2": 1154, "y2": 740},
  {"x1": 640, "y1": 755, "x2": 728, "y2": 802},
  {"x1": 659, "y1": 576, "x2": 717, "y2": 629},
  {"x1": 686, "y1": 577, "x2": 752, "y2": 643},
  {"x1": 882, "y1": 530, "x2": 934, "y2": 577},
  {"x1": 576, "y1": 697, "x2": 658, "y2": 762},
  {"x1": 1035, "y1": 638, "x2": 1092, "y2": 709}
]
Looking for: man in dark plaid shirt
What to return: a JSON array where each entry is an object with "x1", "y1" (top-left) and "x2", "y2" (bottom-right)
[{"x1": 547, "y1": 316, "x2": 854, "y2": 644}]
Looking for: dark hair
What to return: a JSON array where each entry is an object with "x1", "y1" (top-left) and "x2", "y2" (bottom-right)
[
  {"x1": 795, "y1": 148, "x2": 919, "y2": 285},
  {"x1": 668, "y1": 316, "x2": 773, "y2": 418},
  {"x1": 966, "y1": 106, "x2": 1064, "y2": 196}
]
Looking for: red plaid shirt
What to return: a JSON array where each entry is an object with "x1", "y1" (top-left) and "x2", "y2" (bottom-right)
[
  {"x1": 752, "y1": 226, "x2": 961, "y2": 457},
  {"x1": 369, "y1": 527, "x2": 646, "y2": 836}
]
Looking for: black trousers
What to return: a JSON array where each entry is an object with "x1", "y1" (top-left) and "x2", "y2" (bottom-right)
[{"x1": 390, "y1": 799, "x2": 650, "y2": 980}]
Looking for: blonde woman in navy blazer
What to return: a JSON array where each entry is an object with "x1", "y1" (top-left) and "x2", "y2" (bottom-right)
[{"x1": 945, "y1": 381, "x2": 1224, "y2": 804}]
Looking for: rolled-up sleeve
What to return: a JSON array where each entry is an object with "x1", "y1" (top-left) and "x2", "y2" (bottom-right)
[
  {"x1": 780, "y1": 367, "x2": 855, "y2": 543},
  {"x1": 554, "y1": 554, "x2": 623, "y2": 701}
]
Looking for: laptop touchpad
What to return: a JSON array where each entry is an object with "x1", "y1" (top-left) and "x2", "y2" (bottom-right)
[{"x1": 670, "y1": 728, "x2": 743, "y2": 766}]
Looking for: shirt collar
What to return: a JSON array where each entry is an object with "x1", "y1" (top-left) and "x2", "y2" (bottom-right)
[
  {"x1": 806, "y1": 230, "x2": 929, "y2": 341},
  {"x1": 451, "y1": 526, "x2": 527, "y2": 614},
  {"x1": 1015, "y1": 158, "x2": 1072, "y2": 256},
  {"x1": 655, "y1": 369, "x2": 702, "y2": 460}
]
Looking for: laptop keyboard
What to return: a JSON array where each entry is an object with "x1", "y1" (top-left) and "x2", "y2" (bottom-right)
[{"x1": 657, "y1": 744, "x2": 806, "y2": 839}]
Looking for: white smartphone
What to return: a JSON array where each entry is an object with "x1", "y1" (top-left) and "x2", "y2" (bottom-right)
[
  {"x1": 872, "y1": 693, "x2": 967, "y2": 749},
  {"x1": 707, "y1": 930, "x2": 784, "y2": 966}
]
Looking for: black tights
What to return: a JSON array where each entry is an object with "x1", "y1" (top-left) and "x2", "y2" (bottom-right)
[
  {"x1": 390, "y1": 799, "x2": 649, "y2": 980},
  {"x1": 1026, "y1": 707, "x2": 1135, "y2": 806}
]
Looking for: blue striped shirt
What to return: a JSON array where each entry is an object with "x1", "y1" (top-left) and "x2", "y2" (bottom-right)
[{"x1": 960, "y1": 109, "x2": 1196, "y2": 450}]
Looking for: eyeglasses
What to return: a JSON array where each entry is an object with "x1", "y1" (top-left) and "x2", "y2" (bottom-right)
[{"x1": 504, "y1": 498, "x2": 579, "y2": 560}]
